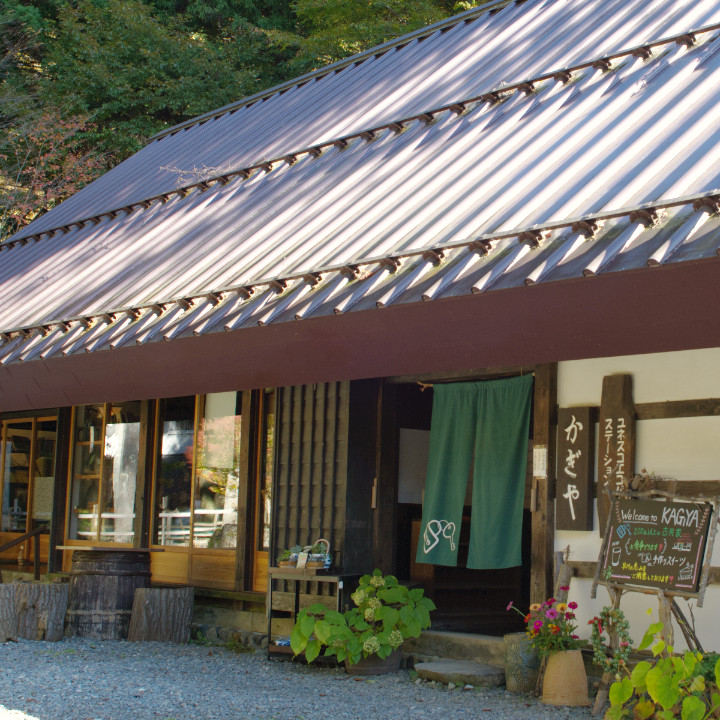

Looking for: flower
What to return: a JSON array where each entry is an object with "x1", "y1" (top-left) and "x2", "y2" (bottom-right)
[
  {"x1": 507, "y1": 595, "x2": 582, "y2": 658},
  {"x1": 568, "y1": 601, "x2": 578, "y2": 610},
  {"x1": 369, "y1": 575, "x2": 385, "y2": 588},
  {"x1": 560, "y1": 586, "x2": 570, "y2": 592},
  {"x1": 363, "y1": 636, "x2": 381, "y2": 654},
  {"x1": 388, "y1": 630, "x2": 404, "y2": 649},
  {"x1": 507, "y1": 601, "x2": 514, "y2": 611}
]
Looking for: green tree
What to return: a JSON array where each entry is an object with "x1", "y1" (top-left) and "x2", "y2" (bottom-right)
[{"x1": 40, "y1": 0, "x2": 290, "y2": 159}]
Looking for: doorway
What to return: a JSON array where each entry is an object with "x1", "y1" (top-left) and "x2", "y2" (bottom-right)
[{"x1": 393, "y1": 382, "x2": 531, "y2": 635}]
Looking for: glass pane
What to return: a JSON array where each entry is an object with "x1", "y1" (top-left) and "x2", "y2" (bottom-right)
[
  {"x1": 258, "y1": 389, "x2": 275, "y2": 552},
  {"x1": 31, "y1": 419, "x2": 57, "y2": 527},
  {"x1": 194, "y1": 392, "x2": 241, "y2": 548},
  {"x1": 1, "y1": 421, "x2": 32, "y2": 532},
  {"x1": 154, "y1": 397, "x2": 195, "y2": 546},
  {"x1": 69, "y1": 405, "x2": 104, "y2": 540},
  {"x1": 100, "y1": 402, "x2": 141, "y2": 543}
]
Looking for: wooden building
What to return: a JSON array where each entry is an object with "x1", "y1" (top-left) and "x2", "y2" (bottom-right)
[{"x1": 2, "y1": 0, "x2": 720, "y2": 642}]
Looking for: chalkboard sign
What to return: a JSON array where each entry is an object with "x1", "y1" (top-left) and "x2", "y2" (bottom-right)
[{"x1": 599, "y1": 497, "x2": 713, "y2": 594}]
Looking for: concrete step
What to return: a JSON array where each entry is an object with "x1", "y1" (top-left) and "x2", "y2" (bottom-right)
[
  {"x1": 415, "y1": 659, "x2": 505, "y2": 687},
  {"x1": 403, "y1": 630, "x2": 506, "y2": 667}
]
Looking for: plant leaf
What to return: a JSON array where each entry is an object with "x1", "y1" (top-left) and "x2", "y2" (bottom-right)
[
  {"x1": 300, "y1": 614, "x2": 316, "y2": 639},
  {"x1": 305, "y1": 637, "x2": 321, "y2": 663},
  {"x1": 608, "y1": 677, "x2": 633, "y2": 706},
  {"x1": 634, "y1": 698, "x2": 655, "y2": 719},
  {"x1": 646, "y1": 666, "x2": 680, "y2": 711},
  {"x1": 290, "y1": 625, "x2": 308, "y2": 655},
  {"x1": 680, "y1": 695, "x2": 707, "y2": 720},
  {"x1": 631, "y1": 661, "x2": 652, "y2": 692}
]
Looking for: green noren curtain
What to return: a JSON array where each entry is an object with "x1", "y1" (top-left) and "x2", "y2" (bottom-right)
[{"x1": 415, "y1": 374, "x2": 533, "y2": 570}]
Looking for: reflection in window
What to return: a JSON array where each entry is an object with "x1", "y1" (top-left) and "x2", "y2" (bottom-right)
[
  {"x1": 1, "y1": 421, "x2": 33, "y2": 532},
  {"x1": 69, "y1": 403, "x2": 140, "y2": 543},
  {"x1": 257, "y1": 389, "x2": 275, "y2": 552},
  {"x1": 194, "y1": 392, "x2": 241, "y2": 549},
  {"x1": 153, "y1": 396, "x2": 195, "y2": 546}
]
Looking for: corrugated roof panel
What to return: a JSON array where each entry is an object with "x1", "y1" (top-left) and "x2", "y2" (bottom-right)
[
  {"x1": 3, "y1": 29, "x2": 720, "y2": 334},
  {"x1": 12, "y1": 0, "x2": 720, "y2": 240}
]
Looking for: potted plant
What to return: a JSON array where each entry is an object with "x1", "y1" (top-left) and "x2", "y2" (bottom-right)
[
  {"x1": 290, "y1": 569, "x2": 435, "y2": 674},
  {"x1": 508, "y1": 592, "x2": 588, "y2": 705},
  {"x1": 276, "y1": 546, "x2": 301, "y2": 567}
]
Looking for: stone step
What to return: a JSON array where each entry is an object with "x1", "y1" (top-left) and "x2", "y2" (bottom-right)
[
  {"x1": 403, "y1": 630, "x2": 506, "y2": 667},
  {"x1": 414, "y1": 659, "x2": 505, "y2": 687}
]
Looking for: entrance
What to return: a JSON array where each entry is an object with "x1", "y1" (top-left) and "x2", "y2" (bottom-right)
[
  {"x1": 0, "y1": 416, "x2": 57, "y2": 565},
  {"x1": 393, "y1": 382, "x2": 531, "y2": 635}
]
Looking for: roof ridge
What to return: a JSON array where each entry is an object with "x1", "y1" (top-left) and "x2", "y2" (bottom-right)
[{"x1": 6, "y1": 19, "x2": 717, "y2": 249}]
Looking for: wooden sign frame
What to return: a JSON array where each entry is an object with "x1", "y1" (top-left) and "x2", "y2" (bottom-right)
[{"x1": 592, "y1": 490, "x2": 719, "y2": 607}]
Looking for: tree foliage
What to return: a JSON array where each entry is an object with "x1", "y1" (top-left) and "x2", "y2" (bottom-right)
[{"x1": 0, "y1": 0, "x2": 479, "y2": 239}]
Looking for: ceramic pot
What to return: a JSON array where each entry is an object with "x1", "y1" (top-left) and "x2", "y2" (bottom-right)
[
  {"x1": 504, "y1": 632, "x2": 541, "y2": 693},
  {"x1": 344, "y1": 649, "x2": 402, "y2": 675},
  {"x1": 541, "y1": 650, "x2": 590, "y2": 706}
]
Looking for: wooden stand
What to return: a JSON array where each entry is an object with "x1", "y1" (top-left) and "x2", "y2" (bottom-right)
[{"x1": 0, "y1": 582, "x2": 69, "y2": 642}]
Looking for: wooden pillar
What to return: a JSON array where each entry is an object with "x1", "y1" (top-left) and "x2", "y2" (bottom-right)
[
  {"x1": 133, "y1": 400, "x2": 154, "y2": 549},
  {"x1": 373, "y1": 382, "x2": 398, "y2": 574},
  {"x1": 531, "y1": 363, "x2": 557, "y2": 604},
  {"x1": 48, "y1": 407, "x2": 71, "y2": 574},
  {"x1": 235, "y1": 390, "x2": 254, "y2": 590}
]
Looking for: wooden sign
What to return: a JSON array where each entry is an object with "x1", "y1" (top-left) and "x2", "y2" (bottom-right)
[
  {"x1": 598, "y1": 496, "x2": 713, "y2": 595},
  {"x1": 556, "y1": 407, "x2": 594, "y2": 531},
  {"x1": 597, "y1": 374, "x2": 636, "y2": 535}
]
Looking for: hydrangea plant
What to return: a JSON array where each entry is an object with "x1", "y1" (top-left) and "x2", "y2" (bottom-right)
[{"x1": 290, "y1": 569, "x2": 435, "y2": 665}]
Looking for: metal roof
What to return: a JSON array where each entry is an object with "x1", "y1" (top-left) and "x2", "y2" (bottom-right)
[
  {"x1": 1, "y1": 0, "x2": 720, "y2": 370},
  {"x1": 11, "y1": 0, "x2": 720, "y2": 240}
]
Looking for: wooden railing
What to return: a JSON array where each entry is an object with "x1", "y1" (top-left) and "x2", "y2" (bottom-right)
[{"x1": 0, "y1": 527, "x2": 48, "y2": 581}]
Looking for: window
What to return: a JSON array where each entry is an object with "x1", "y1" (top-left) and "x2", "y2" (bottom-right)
[
  {"x1": 152, "y1": 393, "x2": 242, "y2": 548},
  {"x1": 0, "y1": 417, "x2": 57, "y2": 534},
  {"x1": 68, "y1": 402, "x2": 141, "y2": 543}
]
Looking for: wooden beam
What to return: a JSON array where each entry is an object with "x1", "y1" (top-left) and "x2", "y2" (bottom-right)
[
  {"x1": 531, "y1": 363, "x2": 557, "y2": 604},
  {"x1": 635, "y1": 398, "x2": 720, "y2": 420},
  {"x1": 374, "y1": 382, "x2": 398, "y2": 574}
]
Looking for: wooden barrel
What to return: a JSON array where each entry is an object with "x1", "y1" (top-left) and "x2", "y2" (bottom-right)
[{"x1": 65, "y1": 550, "x2": 151, "y2": 640}]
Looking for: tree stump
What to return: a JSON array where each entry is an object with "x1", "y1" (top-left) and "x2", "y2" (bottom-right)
[
  {"x1": 0, "y1": 582, "x2": 68, "y2": 642},
  {"x1": 128, "y1": 587, "x2": 194, "y2": 643},
  {"x1": 0, "y1": 585, "x2": 17, "y2": 642},
  {"x1": 16, "y1": 582, "x2": 69, "y2": 641}
]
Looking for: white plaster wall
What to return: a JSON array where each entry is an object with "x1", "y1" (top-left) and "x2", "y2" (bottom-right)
[{"x1": 557, "y1": 348, "x2": 720, "y2": 651}]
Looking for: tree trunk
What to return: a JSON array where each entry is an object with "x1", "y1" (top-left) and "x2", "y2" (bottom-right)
[
  {"x1": 128, "y1": 587, "x2": 194, "y2": 643},
  {"x1": 0, "y1": 585, "x2": 17, "y2": 642},
  {"x1": 15, "y1": 582, "x2": 69, "y2": 641}
]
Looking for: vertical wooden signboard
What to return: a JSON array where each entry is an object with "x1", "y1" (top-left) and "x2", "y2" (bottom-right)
[
  {"x1": 556, "y1": 407, "x2": 594, "y2": 531},
  {"x1": 597, "y1": 375, "x2": 636, "y2": 535}
]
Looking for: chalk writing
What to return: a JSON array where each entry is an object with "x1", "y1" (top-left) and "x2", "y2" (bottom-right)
[{"x1": 599, "y1": 497, "x2": 713, "y2": 594}]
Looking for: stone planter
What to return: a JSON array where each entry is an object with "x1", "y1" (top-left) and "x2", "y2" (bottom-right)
[
  {"x1": 504, "y1": 632, "x2": 541, "y2": 693},
  {"x1": 345, "y1": 649, "x2": 402, "y2": 675},
  {"x1": 541, "y1": 650, "x2": 590, "y2": 706}
]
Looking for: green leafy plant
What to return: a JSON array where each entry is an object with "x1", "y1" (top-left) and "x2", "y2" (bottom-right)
[
  {"x1": 507, "y1": 590, "x2": 582, "y2": 658},
  {"x1": 605, "y1": 618, "x2": 720, "y2": 720},
  {"x1": 290, "y1": 569, "x2": 435, "y2": 666}
]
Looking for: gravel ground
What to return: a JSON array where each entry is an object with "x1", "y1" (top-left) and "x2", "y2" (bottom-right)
[{"x1": 0, "y1": 639, "x2": 595, "y2": 720}]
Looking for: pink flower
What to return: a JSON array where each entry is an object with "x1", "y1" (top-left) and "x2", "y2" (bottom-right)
[
  {"x1": 560, "y1": 586, "x2": 570, "y2": 592},
  {"x1": 545, "y1": 608, "x2": 558, "y2": 620},
  {"x1": 571, "y1": 634, "x2": 579, "y2": 640},
  {"x1": 533, "y1": 620, "x2": 543, "y2": 631},
  {"x1": 568, "y1": 601, "x2": 578, "y2": 610},
  {"x1": 507, "y1": 601, "x2": 514, "y2": 611}
]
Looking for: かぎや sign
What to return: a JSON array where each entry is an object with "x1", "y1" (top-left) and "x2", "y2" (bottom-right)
[
  {"x1": 599, "y1": 497, "x2": 713, "y2": 594},
  {"x1": 556, "y1": 407, "x2": 594, "y2": 531}
]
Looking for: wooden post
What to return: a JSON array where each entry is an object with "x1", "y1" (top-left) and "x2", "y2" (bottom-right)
[
  {"x1": 658, "y1": 593, "x2": 674, "y2": 648},
  {"x1": 597, "y1": 375, "x2": 635, "y2": 534},
  {"x1": 531, "y1": 364, "x2": 557, "y2": 604}
]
